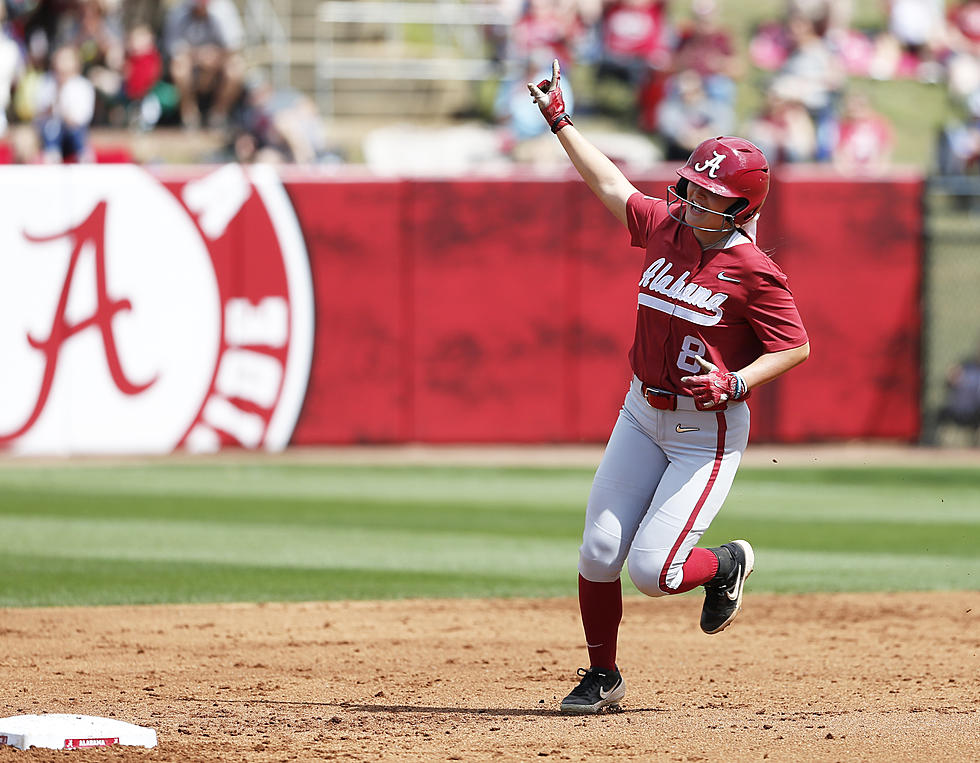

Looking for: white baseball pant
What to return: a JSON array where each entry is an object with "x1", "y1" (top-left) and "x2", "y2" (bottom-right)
[{"x1": 577, "y1": 376, "x2": 750, "y2": 595}]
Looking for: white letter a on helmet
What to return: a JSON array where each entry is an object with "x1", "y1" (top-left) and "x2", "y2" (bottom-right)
[{"x1": 694, "y1": 151, "x2": 726, "y2": 178}]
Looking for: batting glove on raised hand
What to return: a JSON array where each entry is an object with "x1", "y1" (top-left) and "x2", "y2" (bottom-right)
[
  {"x1": 680, "y1": 356, "x2": 748, "y2": 410},
  {"x1": 527, "y1": 59, "x2": 573, "y2": 134}
]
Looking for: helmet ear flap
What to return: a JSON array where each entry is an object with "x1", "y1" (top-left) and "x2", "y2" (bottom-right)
[
  {"x1": 676, "y1": 177, "x2": 689, "y2": 200},
  {"x1": 726, "y1": 198, "x2": 748, "y2": 220}
]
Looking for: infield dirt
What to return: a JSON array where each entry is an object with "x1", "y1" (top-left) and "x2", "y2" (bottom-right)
[{"x1": 0, "y1": 592, "x2": 976, "y2": 761}]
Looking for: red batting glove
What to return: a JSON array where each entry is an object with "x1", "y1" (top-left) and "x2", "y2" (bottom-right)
[
  {"x1": 527, "y1": 59, "x2": 573, "y2": 134},
  {"x1": 680, "y1": 356, "x2": 748, "y2": 410}
]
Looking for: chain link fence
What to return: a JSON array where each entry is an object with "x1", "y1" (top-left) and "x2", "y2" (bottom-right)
[{"x1": 922, "y1": 176, "x2": 980, "y2": 447}]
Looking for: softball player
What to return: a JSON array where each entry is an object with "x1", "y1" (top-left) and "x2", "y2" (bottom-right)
[{"x1": 529, "y1": 61, "x2": 810, "y2": 714}]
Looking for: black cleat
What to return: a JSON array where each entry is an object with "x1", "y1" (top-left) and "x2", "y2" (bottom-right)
[
  {"x1": 701, "y1": 539, "x2": 755, "y2": 634},
  {"x1": 559, "y1": 667, "x2": 626, "y2": 714}
]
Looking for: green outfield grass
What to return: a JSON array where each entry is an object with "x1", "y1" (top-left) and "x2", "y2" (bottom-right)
[{"x1": 0, "y1": 461, "x2": 976, "y2": 607}]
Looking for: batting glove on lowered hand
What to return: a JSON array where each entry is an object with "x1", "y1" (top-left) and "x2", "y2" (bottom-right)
[
  {"x1": 680, "y1": 356, "x2": 748, "y2": 410},
  {"x1": 527, "y1": 59, "x2": 573, "y2": 134}
]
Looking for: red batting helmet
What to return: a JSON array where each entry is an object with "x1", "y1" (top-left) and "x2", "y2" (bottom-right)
[{"x1": 671, "y1": 136, "x2": 770, "y2": 228}]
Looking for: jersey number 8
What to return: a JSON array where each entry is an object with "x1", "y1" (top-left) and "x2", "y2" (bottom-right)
[{"x1": 677, "y1": 335, "x2": 706, "y2": 373}]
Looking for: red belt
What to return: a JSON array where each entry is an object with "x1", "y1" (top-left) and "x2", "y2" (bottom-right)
[
  {"x1": 642, "y1": 384, "x2": 678, "y2": 411},
  {"x1": 641, "y1": 383, "x2": 727, "y2": 412}
]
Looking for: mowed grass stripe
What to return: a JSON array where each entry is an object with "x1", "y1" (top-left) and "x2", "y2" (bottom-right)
[
  {"x1": 1, "y1": 505, "x2": 976, "y2": 563},
  {"x1": 0, "y1": 463, "x2": 976, "y2": 512},
  {"x1": 745, "y1": 549, "x2": 979, "y2": 593},
  {"x1": 0, "y1": 489, "x2": 976, "y2": 556},
  {"x1": 726, "y1": 483, "x2": 978, "y2": 524},
  {"x1": 701, "y1": 516, "x2": 977, "y2": 556},
  {"x1": 1, "y1": 546, "x2": 971, "y2": 607},
  {"x1": 0, "y1": 465, "x2": 596, "y2": 507},
  {"x1": 0, "y1": 465, "x2": 976, "y2": 527},
  {"x1": 0, "y1": 489, "x2": 586, "y2": 536},
  {"x1": 4, "y1": 510, "x2": 974, "y2": 573},
  {"x1": 0, "y1": 515, "x2": 578, "y2": 574},
  {"x1": 0, "y1": 555, "x2": 576, "y2": 607},
  {"x1": 735, "y1": 466, "x2": 980, "y2": 488},
  {"x1": 0, "y1": 462, "x2": 976, "y2": 606}
]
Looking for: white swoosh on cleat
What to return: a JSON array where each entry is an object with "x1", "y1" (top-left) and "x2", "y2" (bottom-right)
[{"x1": 725, "y1": 564, "x2": 743, "y2": 601}]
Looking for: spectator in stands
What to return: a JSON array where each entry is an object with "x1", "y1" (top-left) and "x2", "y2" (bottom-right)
[
  {"x1": 743, "y1": 79, "x2": 817, "y2": 164},
  {"x1": 35, "y1": 44, "x2": 95, "y2": 162},
  {"x1": 0, "y1": 3, "x2": 25, "y2": 136},
  {"x1": 230, "y1": 72, "x2": 330, "y2": 164},
  {"x1": 5, "y1": 0, "x2": 40, "y2": 43},
  {"x1": 945, "y1": 0, "x2": 980, "y2": 105},
  {"x1": 123, "y1": 0, "x2": 166, "y2": 38},
  {"x1": 12, "y1": 29, "x2": 49, "y2": 125},
  {"x1": 655, "y1": 69, "x2": 733, "y2": 160},
  {"x1": 509, "y1": 0, "x2": 585, "y2": 65},
  {"x1": 831, "y1": 90, "x2": 894, "y2": 173},
  {"x1": 163, "y1": 0, "x2": 245, "y2": 129},
  {"x1": 869, "y1": 0, "x2": 946, "y2": 81},
  {"x1": 569, "y1": 0, "x2": 604, "y2": 60},
  {"x1": 936, "y1": 338, "x2": 980, "y2": 445},
  {"x1": 786, "y1": 0, "x2": 853, "y2": 37},
  {"x1": 832, "y1": 25, "x2": 879, "y2": 78},
  {"x1": 9, "y1": 122, "x2": 41, "y2": 162},
  {"x1": 597, "y1": 0, "x2": 671, "y2": 79},
  {"x1": 948, "y1": 0, "x2": 980, "y2": 51},
  {"x1": 749, "y1": 2, "x2": 856, "y2": 72},
  {"x1": 772, "y1": 13, "x2": 844, "y2": 160},
  {"x1": 120, "y1": 22, "x2": 171, "y2": 129},
  {"x1": 494, "y1": 51, "x2": 574, "y2": 145},
  {"x1": 789, "y1": 0, "x2": 880, "y2": 79},
  {"x1": 749, "y1": 18, "x2": 793, "y2": 73},
  {"x1": 12, "y1": 0, "x2": 63, "y2": 53},
  {"x1": 595, "y1": 0, "x2": 672, "y2": 127},
  {"x1": 55, "y1": 0, "x2": 125, "y2": 125},
  {"x1": 672, "y1": 0, "x2": 740, "y2": 104},
  {"x1": 936, "y1": 91, "x2": 980, "y2": 175}
]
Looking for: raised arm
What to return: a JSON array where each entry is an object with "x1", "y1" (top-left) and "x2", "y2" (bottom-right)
[{"x1": 528, "y1": 60, "x2": 640, "y2": 228}]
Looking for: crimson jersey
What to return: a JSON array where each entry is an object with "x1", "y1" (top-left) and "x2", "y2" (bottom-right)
[{"x1": 626, "y1": 193, "x2": 808, "y2": 394}]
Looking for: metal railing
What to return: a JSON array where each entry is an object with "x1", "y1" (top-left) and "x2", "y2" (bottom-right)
[
  {"x1": 242, "y1": 0, "x2": 292, "y2": 89},
  {"x1": 315, "y1": 1, "x2": 513, "y2": 116}
]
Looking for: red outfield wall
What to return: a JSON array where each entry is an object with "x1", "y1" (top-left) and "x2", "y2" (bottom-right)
[
  {"x1": 0, "y1": 166, "x2": 922, "y2": 454},
  {"x1": 287, "y1": 170, "x2": 924, "y2": 445}
]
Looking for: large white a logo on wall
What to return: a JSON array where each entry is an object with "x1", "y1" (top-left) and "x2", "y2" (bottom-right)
[{"x1": 0, "y1": 165, "x2": 313, "y2": 455}]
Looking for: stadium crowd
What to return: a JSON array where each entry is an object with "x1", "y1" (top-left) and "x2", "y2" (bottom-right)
[
  {"x1": 0, "y1": 0, "x2": 328, "y2": 163},
  {"x1": 0, "y1": 0, "x2": 979, "y2": 171},
  {"x1": 494, "y1": 0, "x2": 980, "y2": 173}
]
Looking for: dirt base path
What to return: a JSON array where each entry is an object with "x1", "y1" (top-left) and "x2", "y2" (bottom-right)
[{"x1": 0, "y1": 593, "x2": 976, "y2": 762}]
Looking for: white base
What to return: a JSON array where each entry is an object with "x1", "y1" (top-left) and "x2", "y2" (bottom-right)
[{"x1": 0, "y1": 714, "x2": 157, "y2": 750}]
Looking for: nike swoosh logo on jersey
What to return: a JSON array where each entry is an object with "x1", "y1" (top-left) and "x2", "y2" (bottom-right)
[
  {"x1": 725, "y1": 564, "x2": 743, "y2": 601},
  {"x1": 675, "y1": 424, "x2": 700, "y2": 433},
  {"x1": 717, "y1": 272, "x2": 741, "y2": 283}
]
